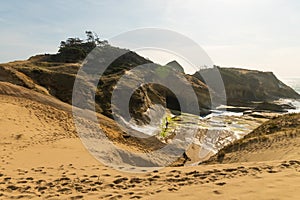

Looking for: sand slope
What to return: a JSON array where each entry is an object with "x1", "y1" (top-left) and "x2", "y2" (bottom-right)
[
  {"x1": 205, "y1": 113, "x2": 300, "y2": 164},
  {"x1": 0, "y1": 82, "x2": 299, "y2": 199}
]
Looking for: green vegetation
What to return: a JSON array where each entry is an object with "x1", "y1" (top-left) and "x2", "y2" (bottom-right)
[
  {"x1": 159, "y1": 114, "x2": 176, "y2": 138},
  {"x1": 160, "y1": 116, "x2": 168, "y2": 137}
]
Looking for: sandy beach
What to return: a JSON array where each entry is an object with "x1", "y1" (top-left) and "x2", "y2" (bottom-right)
[{"x1": 0, "y1": 82, "x2": 299, "y2": 199}]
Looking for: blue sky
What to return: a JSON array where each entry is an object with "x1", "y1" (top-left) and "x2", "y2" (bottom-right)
[{"x1": 1, "y1": 0, "x2": 299, "y2": 77}]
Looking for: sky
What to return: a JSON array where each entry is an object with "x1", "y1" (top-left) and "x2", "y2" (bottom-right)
[{"x1": 0, "y1": 0, "x2": 300, "y2": 78}]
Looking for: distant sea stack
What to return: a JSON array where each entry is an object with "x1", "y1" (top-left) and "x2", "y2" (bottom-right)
[{"x1": 165, "y1": 60, "x2": 185, "y2": 73}]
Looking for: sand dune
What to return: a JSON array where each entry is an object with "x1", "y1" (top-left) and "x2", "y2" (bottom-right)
[
  {"x1": 0, "y1": 82, "x2": 299, "y2": 199},
  {"x1": 204, "y1": 113, "x2": 300, "y2": 164}
]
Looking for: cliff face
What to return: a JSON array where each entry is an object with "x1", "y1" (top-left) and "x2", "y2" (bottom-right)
[
  {"x1": 0, "y1": 47, "x2": 212, "y2": 123},
  {"x1": 194, "y1": 67, "x2": 300, "y2": 106},
  {"x1": 0, "y1": 46, "x2": 299, "y2": 124}
]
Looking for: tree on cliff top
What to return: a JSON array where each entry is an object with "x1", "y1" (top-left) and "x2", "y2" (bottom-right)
[{"x1": 51, "y1": 31, "x2": 109, "y2": 63}]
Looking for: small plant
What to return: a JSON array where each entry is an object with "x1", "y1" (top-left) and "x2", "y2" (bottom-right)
[{"x1": 159, "y1": 115, "x2": 173, "y2": 138}]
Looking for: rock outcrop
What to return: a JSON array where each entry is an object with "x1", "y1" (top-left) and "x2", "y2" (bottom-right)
[
  {"x1": 195, "y1": 66, "x2": 300, "y2": 102},
  {"x1": 0, "y1": 46, "x2": 299, "y2": 124},
  {"x1": 165, "y1": 60, "x2": 185, "y2": 73},
  {"x1": 194, "y1": 66, "x2": 300, "y2": 112}
]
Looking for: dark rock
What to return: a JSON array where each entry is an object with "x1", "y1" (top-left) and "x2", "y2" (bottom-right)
[{"x1": 165, "y1": 60, "x2": 185, "y2": 73}]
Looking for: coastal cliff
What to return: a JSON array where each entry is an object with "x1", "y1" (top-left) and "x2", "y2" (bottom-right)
[{"x1": 0, "y1": 45, "x2": 299, "y2": 123}]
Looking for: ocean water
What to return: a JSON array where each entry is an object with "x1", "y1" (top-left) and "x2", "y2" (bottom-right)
[
  {"x1": 281, "y1": 77, "x2": 300, "y2": 112},
  {"x1": 282, "y1": 77, "x2": 300, "y2": 94}
]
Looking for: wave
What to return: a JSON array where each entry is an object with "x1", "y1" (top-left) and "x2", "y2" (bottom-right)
[{"x1": 202, "y1": 109, "x2": 244, "y2": 119}]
